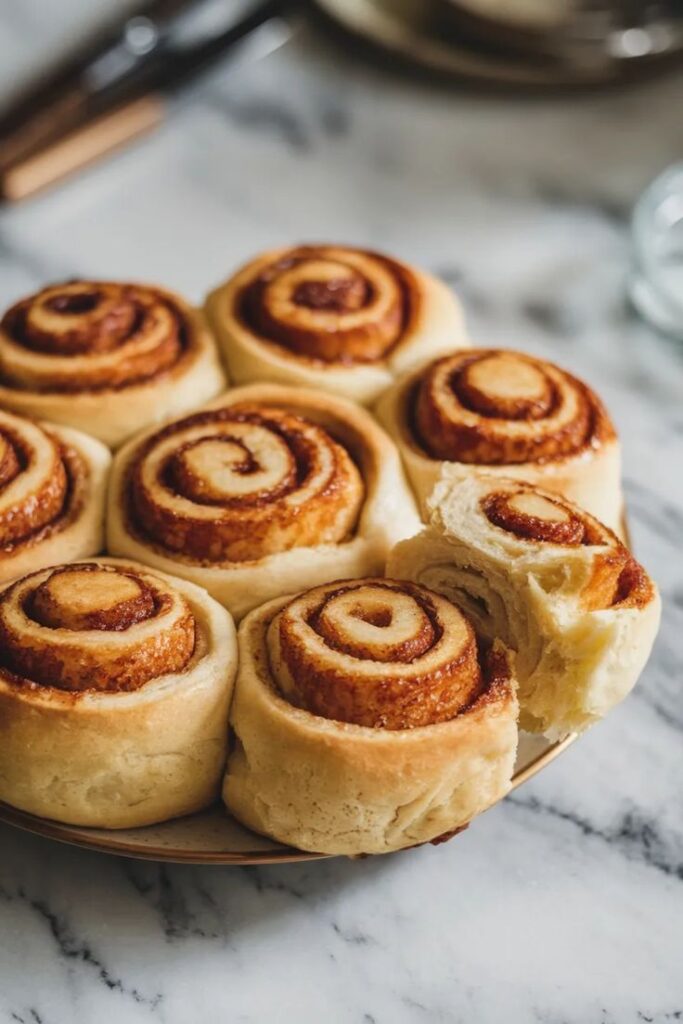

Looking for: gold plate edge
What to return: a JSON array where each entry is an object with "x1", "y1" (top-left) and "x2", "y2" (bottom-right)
[{"x1": 0, "y1": 733, "x2": 578, "y2": 865}]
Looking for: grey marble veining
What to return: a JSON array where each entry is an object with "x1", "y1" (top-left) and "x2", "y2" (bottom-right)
[{"x1": 0, "y1": 4, "x2": 682, "y2": 1022}]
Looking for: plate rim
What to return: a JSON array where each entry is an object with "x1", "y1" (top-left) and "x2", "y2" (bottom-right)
[
  {"x1": 0, "y1": 732, "x2": 577, "y2": 865},
  {"x1": 313, "y1": 0, "x2": 680, "y2": 89},
  {"x1": 0, "y1": 509, "x2": 629, "y2": 863}
]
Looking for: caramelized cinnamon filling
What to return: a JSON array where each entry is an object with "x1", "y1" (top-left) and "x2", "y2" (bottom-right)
[
  {"x1": 455, "y1": 353, "x2": 554, "y2": 420},
  {"x1": 27, "y1": 284, "x2": 136, "y2": 354},
  {"x1": 0, "y1": 281, "x2": 191, "y2": 393},
  {"x1": 0, "y1": 412, "x2": 84, "y2": 556},
  {"x1": 0, "y1": 563, "x2": 195, "y2": 692},
  {"x1": 414, "y1": 349, "x2": 613, "y2": 465},
  {"x1": 29, "y1": 564, "x2": 155, "y2": 631},
  {"x1": 0, "y1": 432, "x2": 21, "y2": 489},
  {"x1": 239, "y1": 245, "x2": 414, "y2": 364},
  {"x1": 612, "y1": 556, "x2": 655, "y2": 609},
  {"x1": 166, "y1": 435, "x2": 297, "y2": 507},
  {"x1": 128, "y1": 404, "x2": 364, "y2": 563},
  {"x1": 45, "y1": 290, "x2": 101, "y2": 316},
  {"x1": 481, "y1": 485, "x2": 639, "y2": 611},
  {"x1": 483, "y1": 490, "x2": 589, "y2": 545},
  {"x1": 312, "y1": 585, "x2": 438, "y2": 662},
  {"x1": 293, "y1": 277, "x2": 367, "y2": 312},
  {"x1": 268, "y1": 578, "x2": 486, "y2": 729}
]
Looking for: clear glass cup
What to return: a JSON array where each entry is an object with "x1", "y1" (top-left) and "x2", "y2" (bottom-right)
[{"x1": 631, "y1": 164, "x2": 683, "y2": 340}]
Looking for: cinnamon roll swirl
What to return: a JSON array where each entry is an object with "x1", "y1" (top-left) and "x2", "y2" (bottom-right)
[
  {"x1": 0, "y1": 281, "x2": 226, "y2": 447},
  {"x1": 107, "y1": 384, "x2": 421, "y2": 619},
  {"x1": 389, "y1": 476, "x2": 660, "y2": 738},
  {"x1": 205, "y1": 245, "x2": 467, "y2": 405},
  {"x1": 223, "y1": 578, "x2": 518, "y2": 855},
  {"x1": 0, "y1": 407, "x2": 110, "y2": 584},
  {"x1": 0, "y1": 559, "x2": 237, "y2": 827},
  {"x1": 375, "y1": 348, "x2": 623, "y2": 532}
]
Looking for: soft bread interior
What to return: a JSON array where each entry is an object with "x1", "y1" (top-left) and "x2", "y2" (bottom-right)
[{"x1": 388, "y1": 476, "x2": 660, "y2": 738}]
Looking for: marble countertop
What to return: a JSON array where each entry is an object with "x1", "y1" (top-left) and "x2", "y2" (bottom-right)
[{"x1": 1, "y1": 4, "x2": 682, "y2": 1022}]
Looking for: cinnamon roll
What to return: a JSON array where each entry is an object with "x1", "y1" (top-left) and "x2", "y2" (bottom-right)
[
  {"x1": 375, "y1": 348, "x2": 623, "y2": 532},
  {"x1": 107, "y1": 384, "x2": 421, "y2": 620},
  {"x1": 0, "y1": 281, "x2": 226, "y2": 447},
  {"x1": 0, "y1": 407, "x2": 110, "y2": 584},
  {"x1": 0, "y1": 559, "x2": 237, "y2": 828},
  {"x1": 223, "y1": 578, "x2": 518, "y2": 855},
  {"x1": 205, "y1": 245, "x2": 467, "y2": 405},
  {"x1": 389, "y1": 476, "x2": 660, "y2": 738}
]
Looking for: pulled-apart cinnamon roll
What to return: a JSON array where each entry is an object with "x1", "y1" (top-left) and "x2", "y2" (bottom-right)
[
  {"x1": 206, "y1": 245, "x2": 467, "y2": 405},
  {"x1": 388, "y1": 476, "x2": 660, "y2": 738},
  {"x1": 223, "y1": 577, "x2": 518, "y2": 855}
]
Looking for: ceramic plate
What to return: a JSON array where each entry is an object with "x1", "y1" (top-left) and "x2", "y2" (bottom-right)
[
  {"x1": 0, "y1": 731, "x2": 576, "y2": 864},
  {"x1": 314, "y1": 0, "x2": 679, "y2": 88}
]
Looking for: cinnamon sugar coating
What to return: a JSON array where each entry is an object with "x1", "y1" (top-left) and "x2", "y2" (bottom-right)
[
  {"x1": 0, "y1": 411, "x2": 87, "y2": 558},
  {"x1": 268, "y1": 578, "x2": 486, "y2": 729},
  {"x1": 414, "y1": 349, "x2": 614, "y2": 465},
  {"x1": 0, "y1": 563, "x2": 195, "y2": 692},
  {"x1": 127, "y1": 404, "x2": 364, "y2": 563},
  {"x1": 239, "y1": 245, "x2": 416, "y2": 364}
]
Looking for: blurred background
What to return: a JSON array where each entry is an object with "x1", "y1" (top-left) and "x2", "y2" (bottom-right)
[{"x1": 0, "y1": 3, "x2": 682, "y2": 1023}]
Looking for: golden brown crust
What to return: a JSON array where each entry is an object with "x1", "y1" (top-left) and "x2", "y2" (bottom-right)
[
  {"x1": 413, "y1": 349, "x2": 615, "y2": 465},
  {"x1": 0, "y1": 281, "x2": 192, "y2": 392},
  {"x1": 29, "y1": 564, "x2": 155, "y2": 631},
  {"x1": 0, "y1": 558, "x2": 238, "y2": 829},
  {"x1": 206, "y1": 246, "x2": 468, "y2": 406},
  {"x1": 0, "y1": 408, "x2": 110, "y2": 583},
  {"x1": 375, "y1": 350, "x2": 623, "y2": 533},
  {"x1": 0, "y1": 433, "x2": 21, "y2": 488},
  {"x1": 108, "y1": 384, "x2": 422, "y2": 620},
  {"x1": 268, "y1": 578, "x2": 483, "y2": 729},
  {"x1": 125, "y1": 403, "x2": 364, "y2": 563},
  {"x1": 223, "y1": 590, "x2": 519, "y2": 855},
  {"x1": 0, "y1": 562, "x2": 196, "y2": 693},
  {"x1": 0, "y1": 417, "x2": 68, "y2": 547},
  {"x1": 0, "y1": 281, "x2": 226, "y2": 448},
  {"x1": 236, "y1": 244, "x2": 417, "y2": 364}
]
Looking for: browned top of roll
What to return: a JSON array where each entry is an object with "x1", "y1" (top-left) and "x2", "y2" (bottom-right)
[
  {"x1": 413, "y1": 349, "x2": 615, "y2": 465},
  {"x1": 0, "y1": 409, "x2": 87, "y2": 559},
  {"x1": 126, "y1": 403, "x2": 365, "y2": 563},
  {"x1": 0, "y1": 281, "x2": 195, "y2": 393},
  {"x1": 481, "y1": 485, "x2": 653, "y2": 611},
  {"x1": 0, "y1": 562, "x2": 195, "y2": 693},
  {"x1": 237, "y1": 245, "x2": 417, "y2": 364},
  {"x1": 266, "y1": 577, "x2": 500, "y2": 730}
]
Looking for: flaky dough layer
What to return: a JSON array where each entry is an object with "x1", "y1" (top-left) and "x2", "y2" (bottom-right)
[{"x1": 389, "y1": 476, "x2": 660, "y2": 738}]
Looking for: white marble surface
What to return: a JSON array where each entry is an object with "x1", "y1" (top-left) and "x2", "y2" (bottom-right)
[{"x1": 1, "y1": 4, "x2": 682, "y2": 1022}]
